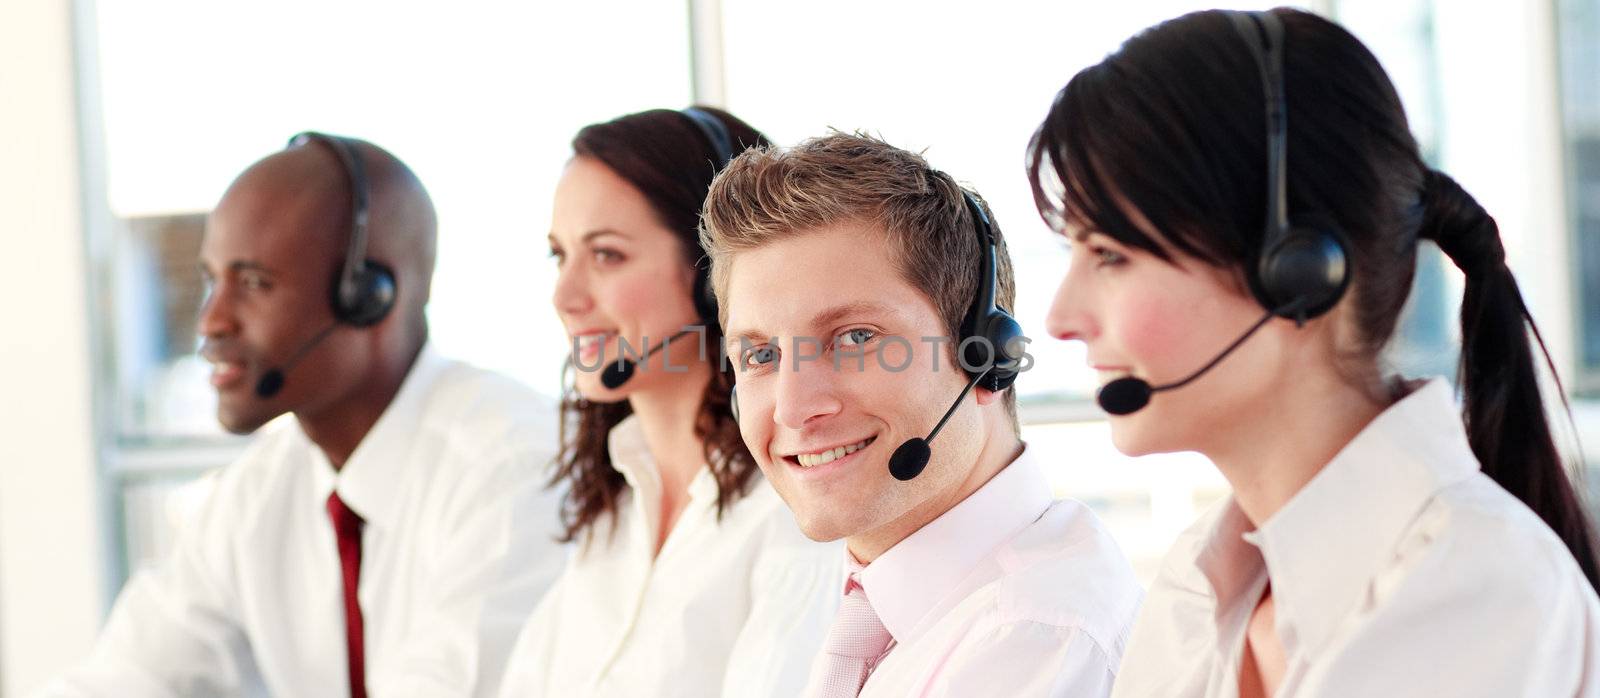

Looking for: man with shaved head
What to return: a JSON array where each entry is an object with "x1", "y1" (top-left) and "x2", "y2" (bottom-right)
[{"x1": 43, "y1": 134, "x2": 565, "y2": 698}]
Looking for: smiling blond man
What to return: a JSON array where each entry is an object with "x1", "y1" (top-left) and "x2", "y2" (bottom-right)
[{"x1": 700, "y1": 133, "x2": 1142, "y2": 697}]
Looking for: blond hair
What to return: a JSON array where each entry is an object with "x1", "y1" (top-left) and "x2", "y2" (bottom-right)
[{"x1": 699, "y1": 132, "x2": 1019, "y2": 423}]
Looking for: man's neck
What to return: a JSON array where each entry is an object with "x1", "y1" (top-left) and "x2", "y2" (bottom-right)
[
  {"x1": 299, "y1": 341, "x2": 425, "y2": 470},
  {"x1": 847, "y1": 421, "x2": 1025, "y2": 564}
]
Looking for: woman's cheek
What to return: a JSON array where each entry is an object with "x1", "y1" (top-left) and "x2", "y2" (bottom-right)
[
  {"x1": 607, "y1": 267, "x2": 693, "y2": 329},
  {"x1": 1114, "y1": 288, "x2": 1205, "y2": 377}
]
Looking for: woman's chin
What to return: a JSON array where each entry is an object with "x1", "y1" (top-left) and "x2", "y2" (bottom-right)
[
  {"x1": 572, "y1": 373, "x2": 629, "y2": 404},
  {"x1": 571, "y1": 359, "x2": 712, "y2": 405},
  {"x1": 1107, "y1": 414, "x2": 1169, "y2": 458}
]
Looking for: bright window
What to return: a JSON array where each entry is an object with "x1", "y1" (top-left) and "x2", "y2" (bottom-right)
[
  {"x1": 89, "y1": 0, "x2": 693, "y2": 444},
  {"x1": 1559, "y1": 0, "x2": 1600, "y2": 393},
  {"x1": 84, "y1": 1, "x2": 1537, "y2": 588},
  {"x1": 83, "y1": 0, "x2": 694, "y2": 581}
]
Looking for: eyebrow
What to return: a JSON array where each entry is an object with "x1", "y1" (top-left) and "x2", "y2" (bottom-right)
[
  {"x1": 200, "y1": 259, "x2": 276, "y2": 276},
  {"x1": 812, "y1": 300, "x2": 900, "y2": 330},
  {"x1": 727, "y1": 300, "x2": 904, "y2": 346},
  {"x1": 230, "y1": 260, "x2": 276, "y2": 274},
  {"x1": 548, "y1": 228, "x2": 633, "y2": 246},
  {"x1": 583, "y1": 229, "x2": 631, "y2": 243}
]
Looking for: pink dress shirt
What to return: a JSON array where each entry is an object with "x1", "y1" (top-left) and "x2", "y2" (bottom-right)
[{"x1": 804, "y1": 446, "x2": 1144, "y2": 697}]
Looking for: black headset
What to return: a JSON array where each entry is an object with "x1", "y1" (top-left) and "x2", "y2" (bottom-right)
[
  {"x1": 680, "y1": 107, "x2": 735, "y2": 327},
  {"x1": 957, "y1": 190, "x2": 1024, "y2": 391},
  {"x1": 1091, "y1": 13, "x2": 1352, "y2": 416},
  {"x1": 1228, "y1": 11, "x2": 1350, "y2": 325},
  {"x1": 729, "y1": 187, "x2": 1023, "y2": 424},
  {"x1": 286, "y1": 131, "x2": 397, "y2": 327}
]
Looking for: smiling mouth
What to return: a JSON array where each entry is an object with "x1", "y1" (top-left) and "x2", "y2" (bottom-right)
[
  {"x1": 572, "y1": 332, "x2": 616, "y2": 356},
  {"x1": 792, "y1": 436, "x2": 878, "y2": 468},
  {"x1": 1092, "y1": 366, "x2": 1135, "y2": 387},
  {"x1": 208, "y1": 360, "x2": 247, "y2": 389},
  {"x1": 1096, "y1": 372, "x2": 1133, "y2": 387}
]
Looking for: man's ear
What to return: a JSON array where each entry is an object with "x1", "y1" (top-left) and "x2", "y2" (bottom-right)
[{"x1": 974, "y1": 386, "x2": 1003, "y2": 406}]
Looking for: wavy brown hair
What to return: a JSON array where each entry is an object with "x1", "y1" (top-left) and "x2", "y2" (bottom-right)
[{"x1": 550, "y1": 107, "x2": 771, "y2": 544}]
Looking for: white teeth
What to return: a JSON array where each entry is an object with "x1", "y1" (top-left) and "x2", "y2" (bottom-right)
[
  {"x1": 574, "y1": 333, "x2": 612, "y2": 352},
  {"x1": 795, "y1": 438, "x2": 873, "y2": 468},
  {"x1": 1096, "y1": 371, "x2": 1130, "y2": 387}
]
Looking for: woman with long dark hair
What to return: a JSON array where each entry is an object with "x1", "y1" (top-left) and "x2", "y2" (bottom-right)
[
  {"x1": 1030, "y1": 9, "x2": 1600, "y2": 697},
  {"x1": 498, "y1": 107, "x2": 838, "y2": 697}
]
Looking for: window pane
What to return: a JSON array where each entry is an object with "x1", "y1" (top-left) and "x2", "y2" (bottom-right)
[
  {"x1": 718, "y1": 1, "x2": 1471, "y2": 577},
  {"x1": 85, "y1": 1, "x2": 697, "y2": 588},
  {"x1": 1558, "y1": 0, "x2": 1600, "y2": 390},
  {"x1": 720, "y1": 0, "x2": 1301, "y2": 577},
  {"x1": 88, "y1": 0, "x2": 695, "y2": 442},
  {"x1": 720, "y1": 0, "x2": 1308, "y2": 404},
  {"x1": 1338, "y1": 0, "x2": 1460, "y2": 379}
]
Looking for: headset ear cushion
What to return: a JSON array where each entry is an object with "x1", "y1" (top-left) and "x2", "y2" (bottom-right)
[
  {"x1": 963, "y1": 312, "x2": 1024, "y2": 392},
  {"x1": 989, "y1": 313, "x2": 1025, "y2": 391},
  {"x1": 335, "y1": 261, "x2": 397, "y2": 327},
  {"x1": 1255, "y1": 226, "x2": 1350, "y2": 320}
]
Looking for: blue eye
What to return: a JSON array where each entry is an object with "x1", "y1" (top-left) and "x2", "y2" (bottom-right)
[
  {"x1": 1091, "y1": 246, "x2": 1126, "y2": 268},
  {"x1": 836, "y1": 328, "x2": 877, "y2": 347},
  {"x1": 742, "y1": 345, "x2": 779, "y2": 369}
]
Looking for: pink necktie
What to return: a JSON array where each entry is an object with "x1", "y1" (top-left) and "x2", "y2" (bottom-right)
[{"x1": 810, "y1": 575, "x2": 893, "y2": 697}]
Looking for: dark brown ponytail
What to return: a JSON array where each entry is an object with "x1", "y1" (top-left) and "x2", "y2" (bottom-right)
[
  {"x1": 1420, "y1": 169, "x2": 1599, "y2": 590},
  {"x1": 1027, "y1": 7, "x2": 1600, "y2": 591}
]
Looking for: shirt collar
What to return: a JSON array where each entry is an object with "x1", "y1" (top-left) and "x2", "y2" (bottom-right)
[
  {"x1": 309, "y1": 341, "x2": 449, "y2": 529},
  {"x1": 1195, "y1": 377, "x2": 1480, "y2": 656},
  {"x1": 858, "y1": 443, "x2": 1051, "y2": 644},
  {"x1": 606, "y1": 414, "x2": 719, "y2": 505}
]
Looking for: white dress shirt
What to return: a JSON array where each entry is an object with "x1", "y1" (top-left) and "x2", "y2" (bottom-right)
[
  {"x1": 498, "y1": 414, "x2": 843, "y2": 698},
  {"x1": 1112, "y1": 377, "x2": 1600, "y2": 698},
  {"x1": 42, "y1": 343, "x2": 567, "y2": 698},
  {"x1": 809, "y1": 446, "x2": 1144, "y2": 698}
]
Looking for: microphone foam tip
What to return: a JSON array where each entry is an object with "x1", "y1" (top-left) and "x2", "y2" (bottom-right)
[
  {"x1": 889, "y1": 438, "x2": 931, "y2": 481},
  {"x1": 600, "y1": 359, "x2": 635, "y2": 390},
  {"x1": 1096, "y1": 377, "x2": 1152, "y2": 416},
  {"x1": 255, "y1": 370, "x2": 285, "y2": 399}
]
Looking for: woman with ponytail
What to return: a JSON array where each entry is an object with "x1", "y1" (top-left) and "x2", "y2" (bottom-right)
[{"x1": 1030, "y1": 8, "x2": 1600, "y2": 697}]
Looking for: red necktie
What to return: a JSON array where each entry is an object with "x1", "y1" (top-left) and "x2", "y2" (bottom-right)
[{"x1": 326, "y1": 492, "x2": 368, "y2": 698}]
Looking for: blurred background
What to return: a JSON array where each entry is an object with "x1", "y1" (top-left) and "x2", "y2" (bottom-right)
[{"x1": 3, "y1": 0, "x2": 1598, "y2": 693}]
